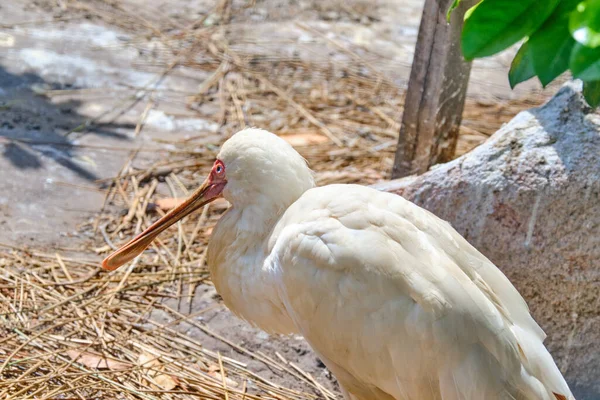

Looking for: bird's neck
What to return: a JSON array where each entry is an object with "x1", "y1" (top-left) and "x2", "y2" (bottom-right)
[
  {"x1": 235, "y1": 200, "x2": 286, "y2": 237},
  {"x1": 207, "y1": 194, "x2": 300, "y2": 334}
]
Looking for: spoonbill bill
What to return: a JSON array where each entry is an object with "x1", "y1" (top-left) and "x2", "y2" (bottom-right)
[{"x1": 102, "y1": 128, "x2": 573, "y2": 400}]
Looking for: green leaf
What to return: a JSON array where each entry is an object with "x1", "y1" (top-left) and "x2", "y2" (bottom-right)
[
  {"x1": 570, "y1": 42, "x2": 600, "y2": 79},
  {"x1": 509, "y1": 42, "x2": 536, "y2": 88},
  {"x1": 447, "y1": 0, "x2": 484, "y2": 22},
  {"x1": 583, "y1": 79, "x2": 600, "y2": 107},
  {"x1": 569, "y1": 0, "x2": 600, "y2": 48},
  {"x1": 447, "y1": 0, "x2": 462, "y2": 22},
  {"x1": 461, "y1": 0, "x2": 561, "y2": 59},
  {"x1": 528, "y1": 3, "x2": 577, "y2": 86}
]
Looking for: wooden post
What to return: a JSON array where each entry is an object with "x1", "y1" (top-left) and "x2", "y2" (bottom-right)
[{"x1": 391, "y1": 0, "x2": 477, "y2": 179}]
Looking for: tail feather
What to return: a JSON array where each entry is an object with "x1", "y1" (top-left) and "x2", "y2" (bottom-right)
[{"x1": 511, "y1": 325, "x2": 574, "y2": 400}]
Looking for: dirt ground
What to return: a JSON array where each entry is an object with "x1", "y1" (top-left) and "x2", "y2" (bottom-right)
[{"x1": 0, "y1": 0, "x2": 562, "y2": 397}]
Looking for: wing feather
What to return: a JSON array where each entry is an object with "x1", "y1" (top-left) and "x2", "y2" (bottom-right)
[{"x1": 267, "y1": 184, "x2": 572, "y2": 400}]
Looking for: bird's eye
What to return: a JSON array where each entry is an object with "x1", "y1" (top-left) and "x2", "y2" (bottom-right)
[{"x1": 215, "y1": 163, "x2": 223, "y2": 174}]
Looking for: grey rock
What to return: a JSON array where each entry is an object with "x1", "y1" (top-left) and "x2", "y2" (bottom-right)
[{"x1": 374, "y1": 81, "x2": 600, "y2": 400}]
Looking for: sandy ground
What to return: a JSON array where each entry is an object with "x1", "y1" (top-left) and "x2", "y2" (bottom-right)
[
  {"x1": 0, "y1": 0, "x2": 551, "y2": 248},
  {"x1": 0, "y1": 0, "x2": 562, "y2": 397}
]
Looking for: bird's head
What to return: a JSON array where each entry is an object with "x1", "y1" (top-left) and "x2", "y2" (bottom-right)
[
  {"x1": 217, "y1": 128, "x2": 315, "y2": 206},
  {"x1": 101, "y1": 128, "x2": 314, "y2": 271}
]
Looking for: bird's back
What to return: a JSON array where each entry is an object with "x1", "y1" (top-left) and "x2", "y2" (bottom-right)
[{"x1": 267, "y1": 184, "x2": 573, "y2": 400}]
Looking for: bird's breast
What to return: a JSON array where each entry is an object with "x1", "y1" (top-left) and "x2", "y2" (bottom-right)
[{"x1": 207, "y1": 213, "x2": 297, "y2": 335}]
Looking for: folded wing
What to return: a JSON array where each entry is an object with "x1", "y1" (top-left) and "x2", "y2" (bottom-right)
[{"x1": 268, "y1": 184, "x2": 572, "y2": 400}]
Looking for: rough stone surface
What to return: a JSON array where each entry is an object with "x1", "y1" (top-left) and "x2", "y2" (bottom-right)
[{"x1": 374, "y1": 81, "x2": 600, "y2": 400}]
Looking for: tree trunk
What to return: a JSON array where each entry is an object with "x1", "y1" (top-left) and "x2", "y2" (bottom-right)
[{"x1": 392, "y1": 0, "x2": 476, "y2": 178}]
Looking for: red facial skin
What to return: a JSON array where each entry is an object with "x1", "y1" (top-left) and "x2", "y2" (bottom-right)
[{"x1": 207, "y1": 159, "x2": 227, "y2": 198}]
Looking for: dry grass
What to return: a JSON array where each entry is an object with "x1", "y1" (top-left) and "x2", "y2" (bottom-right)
[
  {"x1": 0, "y1": 0, "x2": 557, "y2": 398},
  {"x1": 0, "y1": 243, "x2": 336, "y2": 399},
  {"x1": 38, "y1": 0, "x2": 550, "y2": 163}
]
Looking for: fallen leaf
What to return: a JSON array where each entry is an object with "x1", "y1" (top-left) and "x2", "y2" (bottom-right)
[
  {"x1": 155, "y1": 197, "x2": 184, "y2": 210},
  {"x1": 138, "y1": 352, "x2": 179, "y2": 390},
  {"x1": 207, "y1": 368, "x2": 239, "y2": 388},
  {"x1": 281, "y1": 132, "x2": 328, "y2": 146},
  {"x1": 138, "y1": 352, "x2": 161, "y2": 369},
  {"x1": 154, "y1": 373, "x2": 179, "y2": 390},
  {"x1": 207, "y1": 364, "x2": 219, "y2": 373},
  {"x1": 66, "y1": 350, "x2": 130, "y2": 371}
]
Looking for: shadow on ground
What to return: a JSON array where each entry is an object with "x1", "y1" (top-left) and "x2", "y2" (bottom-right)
[{"x1": 0, "y1": 66, "x2": 134, "y2": 181}]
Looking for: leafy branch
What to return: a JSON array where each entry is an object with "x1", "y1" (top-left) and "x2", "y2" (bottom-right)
[{"x1": 450, "y1": 0, "x2": 600, "y2": 107}]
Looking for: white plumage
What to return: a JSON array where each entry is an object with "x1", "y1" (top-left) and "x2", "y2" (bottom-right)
[{"x1": 103, "y1": 128, "x2": 574, "y2": 400}]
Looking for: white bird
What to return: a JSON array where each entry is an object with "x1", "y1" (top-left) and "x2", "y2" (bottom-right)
[{"x1": 102, "y1": 128, "x2": 574, "y2": 400}]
